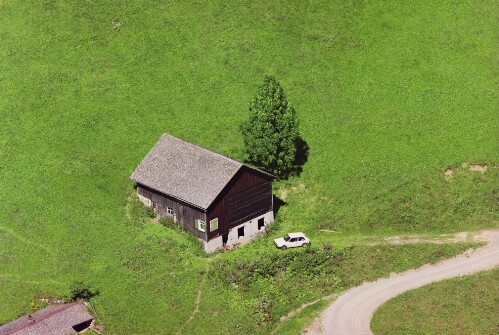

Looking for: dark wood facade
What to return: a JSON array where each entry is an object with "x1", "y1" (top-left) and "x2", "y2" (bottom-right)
[
  {"x1": 137, "y1": 184, "x2": 207, "y2": 240},
  {"x1": 206, "y1": 166, "x2": 272, "y2": 240},
  {"x1": 136, "y1": 166, "x2": 272, "y2": 242}
]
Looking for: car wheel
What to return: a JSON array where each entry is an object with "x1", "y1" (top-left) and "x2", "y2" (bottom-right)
[
  {"x1": 280, "y1": 245, "x2": 287, "y2": 250},
  {"x1": 302, "y1": 243, "x2": 309, "y2": 248}
]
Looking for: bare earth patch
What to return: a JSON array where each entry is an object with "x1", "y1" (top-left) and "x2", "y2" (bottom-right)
[
  {"x1": 444, "y1": 168, "x2": 453, "y2": 180},
  {"x1": 443, "y1": 162, "x2": 496, "y2": 179},
  {"x1": 280, "y1": 188, "x2": 289, "y2": 201},
  {"x1": 175, "y1": 264, "x2": 209, "y2": 335},
  {"x1": 124, "y1": 194, "x2": 132, "y2": 220},
  {"x1": 469, "y1": 164, "x2": 487, "y2": 173},
  {"x1": 377, "y1": 231, "x2": 475, "y2": 245},
  {"x1": 279, "y1": 183, "x2": 306, "y2": 201}
]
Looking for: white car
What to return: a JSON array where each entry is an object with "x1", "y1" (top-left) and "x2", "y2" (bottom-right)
[{"x1": 274, "y1": 232, "x2": 310, "y2": 250}]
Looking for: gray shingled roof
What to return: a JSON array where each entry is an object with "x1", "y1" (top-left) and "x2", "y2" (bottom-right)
[
  {"x1": 0, "y1": 301, "x2": 93, "y2": 335},
  {"x1": 131, "y1": 134, "x2": 248, "y2": 210}
]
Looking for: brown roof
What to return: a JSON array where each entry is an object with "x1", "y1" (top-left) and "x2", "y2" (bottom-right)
[
  {"x1": 130, "y1": 134, "x2": 273, "y2": 210},
  {"x1": 0, "y1": 301, "x2": 93, "y2": 335}
]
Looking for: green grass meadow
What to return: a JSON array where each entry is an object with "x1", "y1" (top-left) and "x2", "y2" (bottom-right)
[
  {"x1": 1, "y1": 1, "x2": 498, "y2": 334},
  {"x1": 372, "y1": 268, "x2": 499, "y2": 335}
]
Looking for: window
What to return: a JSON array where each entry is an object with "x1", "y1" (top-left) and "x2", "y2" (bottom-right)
[
  {"x1": 195, "y1": 219, "x2": 206, "y2": 232},
  {"x1": 210, "y1": 218, "x2": 218, "y2": 232},
  {"x1": 298, "y1": 237, "x2": 304, "y2": 242},
  {"x1": 167, "y1": 207, "x2": 173, "y2": 215},
  {"x1": 289, "y1": 238, "x2": 297, "y2": 243},
  {"x1": 238, "y1": 226, "x2": 245, "y2": 239},
  {"x1": 258, "y1": 218, "x2": 265, "y2": 230}
]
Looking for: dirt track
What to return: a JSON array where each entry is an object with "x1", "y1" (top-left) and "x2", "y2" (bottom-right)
[{"x1": 304, "y1": 230, "x2": 499, "y2": 335}]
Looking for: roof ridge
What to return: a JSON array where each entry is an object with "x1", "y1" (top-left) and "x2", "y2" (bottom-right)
[
  {"x1": 162, "y1": 133, "x2": 243, "y2": 166},
  {"x1": 162, "y1": 134, "x2": 274, "y2": 178},
  {"x1": 3, "y1": 301, "x2": 84, "y2": 335}
]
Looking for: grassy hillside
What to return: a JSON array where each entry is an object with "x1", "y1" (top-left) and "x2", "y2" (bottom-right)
[
  {"x1": 0, "y1": 1, "x2": 498, "y2": 334},
  {"x1": 372, "y1": 268, "x2": 499, "y2": 335}
]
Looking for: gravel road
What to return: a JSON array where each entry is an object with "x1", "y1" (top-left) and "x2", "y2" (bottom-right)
[{"x1": 305, "y1": 230, "x2": 499, "y2": 335}]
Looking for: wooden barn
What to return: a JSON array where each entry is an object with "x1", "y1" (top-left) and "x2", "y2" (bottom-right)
[{"x1": 130, "y1": 134, "x2": 274, "y2": 252}]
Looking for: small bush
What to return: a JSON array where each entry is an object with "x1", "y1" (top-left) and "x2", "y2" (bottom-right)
[
  {"x1": 264, "y1": 218, "x2": 281, "y2": 236},
  {"x1": 157, "y1": 217, "x2": 206, "y2": 257},
  {"x1": 67, "y1": 281, "x2": 99, "y2": 302},
  {"x1": 30, "y1": 301, "x2": 40, "y2": 312},
  {"x1": 143, "y1": 204, "x2": 155, "y2": 219},
  {"x1": 129, "y1": 197, "x2": 155, "y2": 224},
  {"x1": 159, "y1": 217, "x2": 181, "y2": 230},
  {"x1": 252, "y1": 294, "x2": 274, "y2": 324},
  {"x1": 212, "y1": 247, "x2": 348, "y2": 287}
]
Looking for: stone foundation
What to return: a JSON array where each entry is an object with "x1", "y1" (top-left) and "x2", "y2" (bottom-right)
[{"x1": 203, "y1": 211, "x2": 274, "y2": 253}]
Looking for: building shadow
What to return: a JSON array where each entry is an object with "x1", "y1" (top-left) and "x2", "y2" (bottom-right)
[{"x1": 273, "y1": 194, "x2": 287, "y2": 217}]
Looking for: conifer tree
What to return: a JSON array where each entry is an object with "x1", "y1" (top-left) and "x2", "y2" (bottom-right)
[{"x1": 240, "y1": 76, "x2": 300, "y2": 179}]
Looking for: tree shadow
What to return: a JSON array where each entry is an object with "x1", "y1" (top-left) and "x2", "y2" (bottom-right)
[{"x1": 290, "y1": 136, "x2": 309, "y2": 177}]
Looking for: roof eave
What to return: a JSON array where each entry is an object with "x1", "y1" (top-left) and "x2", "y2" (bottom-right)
[
  {"x1": 132, "y1": 179, "x2": 208, "y2": 211},
  {"x1": 241, "y1": 164, "x2": 276, "y2": 180}
]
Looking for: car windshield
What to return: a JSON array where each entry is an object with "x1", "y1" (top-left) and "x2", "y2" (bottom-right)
[{"x1": 283, "y1": 235, "x2": 290, "y2": 242}]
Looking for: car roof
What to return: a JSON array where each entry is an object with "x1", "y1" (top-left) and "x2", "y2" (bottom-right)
[{"x1": 287, "y1": 232, "x2": 306, "y2": 238}]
